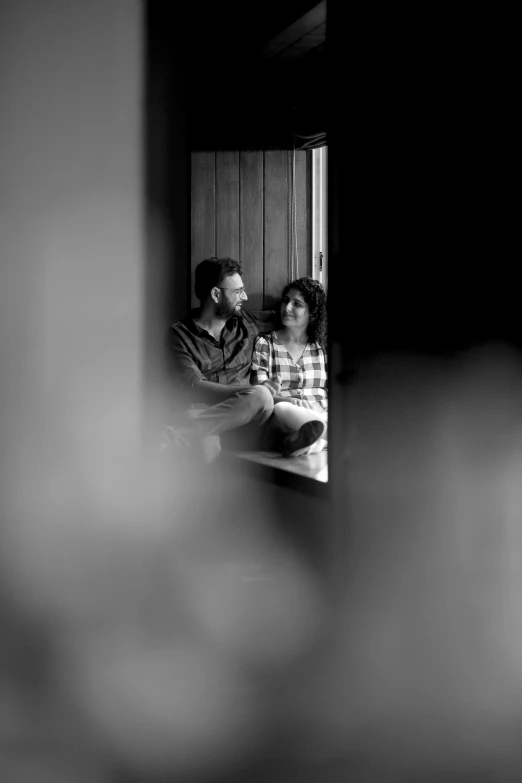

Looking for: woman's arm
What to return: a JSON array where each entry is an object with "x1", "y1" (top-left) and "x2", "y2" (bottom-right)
[
  {"x1": 251, "y1": 335, "x2": 283, "y2": 398},
  {"x1": 191, "y1": 379, "x2": 250, "y2": 404},
  {"x1": 250, "y1": 336, "x2": 271, "y2": 386}
]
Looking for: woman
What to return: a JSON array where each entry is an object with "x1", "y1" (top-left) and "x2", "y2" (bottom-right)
[{"x1": 251, "y1": 277, "x2": 328, "y2": 457}]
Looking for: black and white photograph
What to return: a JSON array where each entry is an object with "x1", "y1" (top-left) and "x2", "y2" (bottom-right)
[{"x1": 0, "y1": 1, "x2": 520, "y2": 781}]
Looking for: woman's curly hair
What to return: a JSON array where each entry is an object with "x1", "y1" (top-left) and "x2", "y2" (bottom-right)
[{"x1": 279, "y1": 276, "x2": 327, "y2": 348}]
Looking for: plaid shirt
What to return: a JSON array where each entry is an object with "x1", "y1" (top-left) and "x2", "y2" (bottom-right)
[{"x1": 251, "y1": 331, "x2": 328, "y2": 411}]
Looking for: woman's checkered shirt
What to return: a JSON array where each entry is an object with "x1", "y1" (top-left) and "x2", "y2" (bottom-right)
[{"x1": 251, "y1": 331, "x2": 328, "y2": 411}]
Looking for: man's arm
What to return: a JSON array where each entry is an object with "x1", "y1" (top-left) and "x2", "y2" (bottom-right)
[
  {"x1": 243, "y1": 309, "x2": 277, "y2": 336},
  {"x1": 191, "y1": 379, "x2": 247, "y2": 404},
  {"x1": 167, "y1": 325, "x2": 251, "y2": 405},
  {"x1": 167, "y1": 327, "x2": 205, "y2": 390}
]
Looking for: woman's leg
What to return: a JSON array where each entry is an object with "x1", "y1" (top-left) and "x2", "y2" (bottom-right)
[
  {"x1": 272, "y1": 401, "x2": 327, "y2": 433},
  {"x1": 271, "y1": 402, "x2": 328, "y2": 454}
]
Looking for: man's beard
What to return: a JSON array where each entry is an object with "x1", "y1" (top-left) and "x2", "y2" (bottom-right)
[{"x1": 215, "y1": 302, "x2": 241, "y2": 320}]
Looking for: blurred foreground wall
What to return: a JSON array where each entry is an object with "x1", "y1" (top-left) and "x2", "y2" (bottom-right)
[{"x1": 0, "y1": 0, "x2": 145, "y2": 468}]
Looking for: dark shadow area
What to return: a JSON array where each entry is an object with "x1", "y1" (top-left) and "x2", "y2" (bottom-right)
[{"x1": 180, "y1": 0, "x2": 326, "y2": 150}]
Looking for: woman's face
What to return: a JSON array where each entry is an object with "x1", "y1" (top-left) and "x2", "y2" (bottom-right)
[{"x1": 281, "y1": 288, "x2": 310, "y2": 331}]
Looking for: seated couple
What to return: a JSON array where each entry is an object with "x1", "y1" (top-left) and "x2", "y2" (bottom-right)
[{"x1": 165, "y1": 256, "x2": 327, "y2": 463}]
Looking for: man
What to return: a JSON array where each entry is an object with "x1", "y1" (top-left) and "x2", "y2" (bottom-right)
[{"x1": 165, "y1": 256, "x2": 324, "y2": 461}]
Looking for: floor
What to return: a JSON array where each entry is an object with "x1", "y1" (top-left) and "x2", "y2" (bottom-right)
[{"x1": 224, "y1": 449, "x2": 328, "y2": 483}]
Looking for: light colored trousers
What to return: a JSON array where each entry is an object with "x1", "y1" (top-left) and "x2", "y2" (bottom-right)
[
  {"x1": 270, "y1": 401, "x2": 328, "y2": 453},
  {"x1": 187, "y1": 388, "x2": 327, "y2": 453}
]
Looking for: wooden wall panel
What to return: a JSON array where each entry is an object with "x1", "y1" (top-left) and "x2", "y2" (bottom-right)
[
  {"x1": 294, "y1": 149, "x2": 311, "y2": 279},
  {"x1": 240, "y1": 151, "x2": 264, "y2": 310},
  {"x1": 264, "y1": 150, "x2": 290, "y2": 309},
  {"x1": 191, "y1": 152, "x2": 215, "y2": 307},
  {"x1": 216, "y1": 151, "x2": 239, "y2": 259},
  {"x1": 191, "y1": 148, "x2": 311, "y2": 312}
]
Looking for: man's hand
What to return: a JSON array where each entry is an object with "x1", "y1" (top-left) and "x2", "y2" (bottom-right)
[
  {"x1": 271, "y1": 392, "x2": 313, "y2": 408},
  {"x1": 287, "y1": 397, "x2": 312, "y2": 409},
  {"x1": 263, "y1": 375, "x2": 282, "y2": 397}
]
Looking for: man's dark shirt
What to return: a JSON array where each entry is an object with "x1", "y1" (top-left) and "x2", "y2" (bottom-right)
[{"x1": 167, "y1": 309, "x2": 275, "y2": 402}]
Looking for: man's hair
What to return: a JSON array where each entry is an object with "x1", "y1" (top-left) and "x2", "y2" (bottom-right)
[
  {"x1": 194, "y1": 257, "x2": 243, "y2": 303},
  {"x1": 280, "y1": 276, "x2": 328, "y2": 347}
]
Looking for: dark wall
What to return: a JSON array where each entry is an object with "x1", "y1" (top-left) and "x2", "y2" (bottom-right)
[
  {"x1": 328, "y1": 4, "x2": 519, "y2": 363},
  {"x1": 145, "y1": 2, "x2": 190, "y2": 333},
  {"x1": 327, "y1": 0, "x2": 521, "y2": 584},
  {"x1": 186, "y1": 0, "x2": 325, "y2": 151},
  {"x1": 144, "y1": 1, "x2": 193, "y2": 438}
]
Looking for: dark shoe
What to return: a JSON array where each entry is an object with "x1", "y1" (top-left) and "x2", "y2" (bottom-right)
[{"x1": 281, "y1": 420, "x2": 326, "y2": 458}]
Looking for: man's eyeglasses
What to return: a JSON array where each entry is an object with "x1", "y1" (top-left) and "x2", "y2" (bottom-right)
[{"x1": 217, "y1": 286, "x2": 246, "y2": 296}]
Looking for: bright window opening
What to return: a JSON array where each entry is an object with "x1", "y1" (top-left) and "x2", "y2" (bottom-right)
[{"x1": 312, "y1": 145, "x2": 328, "y2": 288}]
